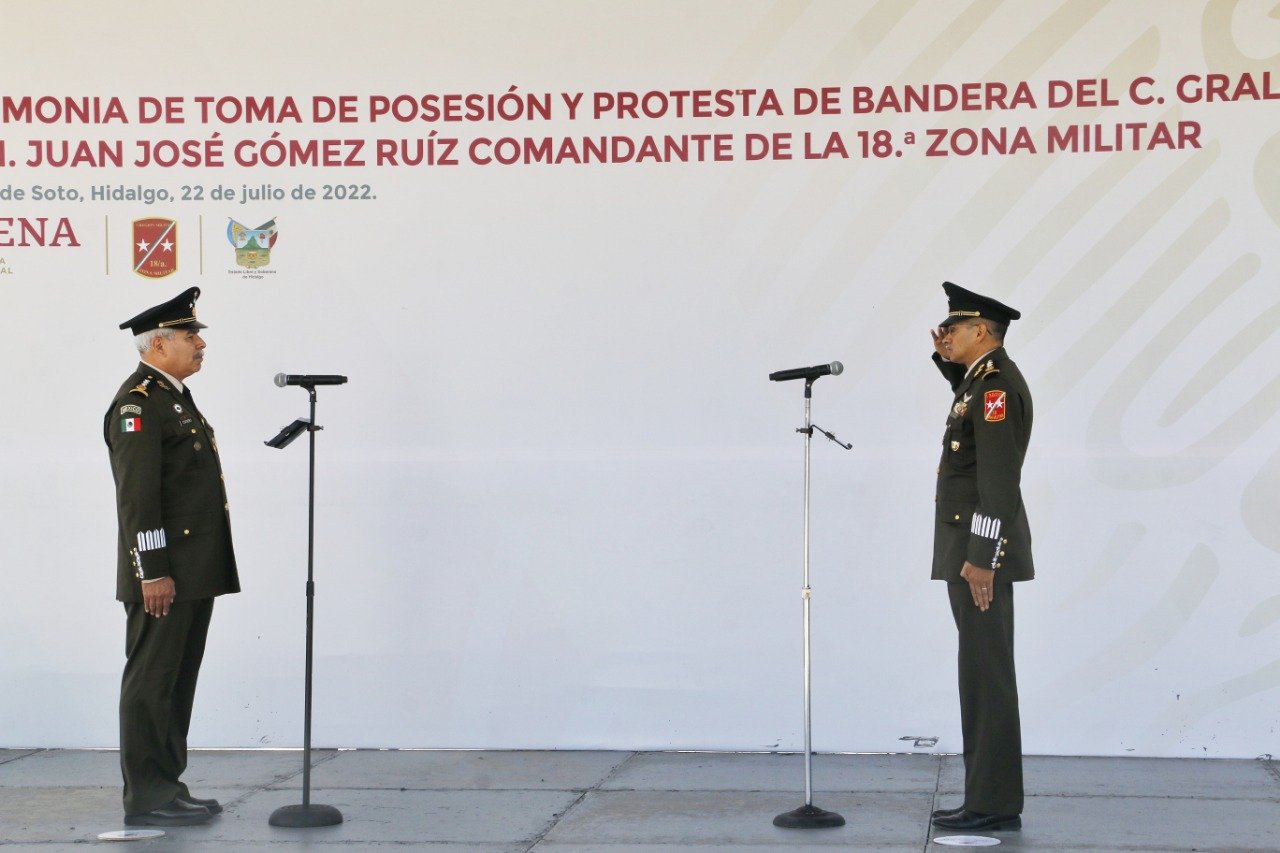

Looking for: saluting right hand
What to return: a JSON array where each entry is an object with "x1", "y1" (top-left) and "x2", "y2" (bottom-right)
[
  {"x1": 931, "y1": 327, "x2": 948, "y2": 359},
  {"x1": 142, "y1": 576, "x2": 176, "y2": 617}
]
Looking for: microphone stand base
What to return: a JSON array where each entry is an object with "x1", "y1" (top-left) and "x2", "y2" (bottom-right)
[
  {"x1": 268, "y1": 803, "x2": 344, "y2": 828},
  {"x1": 773, "y1": 803, "x2": 846, "y2": 829}
]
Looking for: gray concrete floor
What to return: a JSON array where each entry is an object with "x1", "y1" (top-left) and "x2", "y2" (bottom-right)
[{"x1": 0, "y1": 749, "x2": 1277, "y2": 850}]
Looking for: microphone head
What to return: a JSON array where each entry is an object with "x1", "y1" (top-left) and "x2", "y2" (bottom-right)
[
  {"x1": 273, "y1": 372, "x2": 287, "y2": 387},
  {"x1": 829, "y1": 361, "x2": 844, "y2": 375}
]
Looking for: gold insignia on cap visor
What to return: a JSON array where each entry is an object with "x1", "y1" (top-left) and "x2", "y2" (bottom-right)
[
  {"x1": 939, "y1": 281, "x2": 1021, "y2": 327},
  {"x1": 118, "y1": 286, "x2": 205, "y2": 335},
  {"x1": 157, "y1": 295, "x2": 198, "y2": 328}
]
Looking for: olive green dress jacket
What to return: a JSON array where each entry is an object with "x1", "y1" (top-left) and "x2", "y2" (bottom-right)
[
  {"x1": 104, "y1": 364, "x2": 240, "y2": 602},
  {"x1": 932, "y1": 347, "x2": 1034, "y2": 583}
]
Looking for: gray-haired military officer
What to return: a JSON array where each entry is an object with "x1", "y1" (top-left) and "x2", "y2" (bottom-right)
[
  {"x1": 105, "y1": 287, "x2": 239, "y2": 826},
  {"x1": 928, "y1": 281, "x2": 1033, "y2": 833}
]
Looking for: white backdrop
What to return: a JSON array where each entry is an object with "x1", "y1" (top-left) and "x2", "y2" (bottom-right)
[{"x1": 1, "y1": 0, "x2": 1277, "y2": 758}]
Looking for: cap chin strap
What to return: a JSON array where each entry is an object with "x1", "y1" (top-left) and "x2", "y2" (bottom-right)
[{"x1": 948, "y1": 310, "x2": 981, "y2": 318}]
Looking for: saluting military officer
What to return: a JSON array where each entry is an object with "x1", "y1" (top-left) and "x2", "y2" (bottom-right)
[
  {"x1": 104, "y1": 287, "x2": 240, "y2": 826},
  {"x1": 927, "y1": 281, "x2": 1034, "y2": 833}
]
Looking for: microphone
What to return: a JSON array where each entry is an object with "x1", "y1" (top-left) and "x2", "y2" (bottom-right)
[
  {"x1": 769, "y1": 361, "x2": 844, "y2": 382},
  {"x1": 274, "y1": 373, "x2": 349, "y2": 387}
]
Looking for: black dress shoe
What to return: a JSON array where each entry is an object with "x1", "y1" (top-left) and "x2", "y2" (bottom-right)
[
  {"x1": 177, "y1": 794, "x2": 223, "y2": 815},
  {"x1": 124, "y1": 799, "x2": 212, "y2": 826},
  {"x1": 931, "y1": 809, "x2": 1021, "y2": 831},
  {"x1": 930, "y1": 804, "x2": 965, "y2": 819}
]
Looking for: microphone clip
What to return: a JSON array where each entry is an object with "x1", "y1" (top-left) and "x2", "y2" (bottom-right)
[{"x1": 801, "y1": 422, "x2": 853, "y2": 450}]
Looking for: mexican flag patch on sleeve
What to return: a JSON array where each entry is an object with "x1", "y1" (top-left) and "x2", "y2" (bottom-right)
[{"x1": 121, "y1": 417, "x2": 142, "y2": 433}]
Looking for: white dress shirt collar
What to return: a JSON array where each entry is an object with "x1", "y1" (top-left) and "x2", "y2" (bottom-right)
[
  {"x1": 140, "y1": 360, "x2": 184, "y2": 393},
  {"x1": 965, "y1": 348, "x2": 999, "y2": 379}
]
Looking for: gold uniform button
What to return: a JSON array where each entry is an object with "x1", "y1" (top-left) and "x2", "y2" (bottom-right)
[
  {"x1": 224, "y1": 503, "x2": 229, "y2": 511},
  {"x1": 191, "y1": 428, "x2": 197, "y2": 434},
  {"x1": 995, "y1": 563, "x2": 1002, "y2": 568},
  {"x1": 1000, "y1": 550, "x2": 1006, "y2": 556},
  {"x1": 183, "y1": 529, "x2": 190, "y2": 535},
  {"x1": 953, "y1": 514, "x2": 961, "y2": 521}
]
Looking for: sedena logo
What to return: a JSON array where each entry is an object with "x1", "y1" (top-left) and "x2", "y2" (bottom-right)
[{"x1": 0, "y1": 216, "x2": 80, "y2": 247}]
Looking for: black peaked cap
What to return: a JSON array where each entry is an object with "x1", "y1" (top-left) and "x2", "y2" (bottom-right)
[
  {"x1": 119, "y1": 286, "x2": 207, "y2": 335},
  {"x1": 939, "y1": 281, "x2": 1021, "y2": 328}
]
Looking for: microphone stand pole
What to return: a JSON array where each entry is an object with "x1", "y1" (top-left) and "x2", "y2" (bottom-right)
[
  {"x1": 774, "y1": 377, "x2": 845, "y2": 829},
  {"x1": 269, "y1": 384, "x2": 343, "y2": 828}
]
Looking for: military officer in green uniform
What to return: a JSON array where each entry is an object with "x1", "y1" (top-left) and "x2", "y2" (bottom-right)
[
  {"x1": 928, "y1": 281, "x2": 1033, "y2": 833},
  {"x1": 105, "y1": 287, "x2": 240, "y2": 826}
]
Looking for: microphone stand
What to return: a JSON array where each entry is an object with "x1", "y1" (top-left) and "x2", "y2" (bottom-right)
[
  {"x1": 773, "y1": 376, "x2": 849, "y2": 829},
  {"x1": 267, "y1": 383, "x2": 343, "y2": 828}
]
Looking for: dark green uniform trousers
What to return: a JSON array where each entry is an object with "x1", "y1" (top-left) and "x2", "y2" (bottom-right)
[
  {"x1": 948, "y1": 582, "x2": 1023, "y2": 815},
  {"x1": 120, "y1": 598, "x2": 214, "y2": 815}
]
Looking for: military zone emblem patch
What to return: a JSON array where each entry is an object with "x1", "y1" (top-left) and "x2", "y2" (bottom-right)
[{"x1": 984, "y1": 390, "x2": 1007, "y2": 422}]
